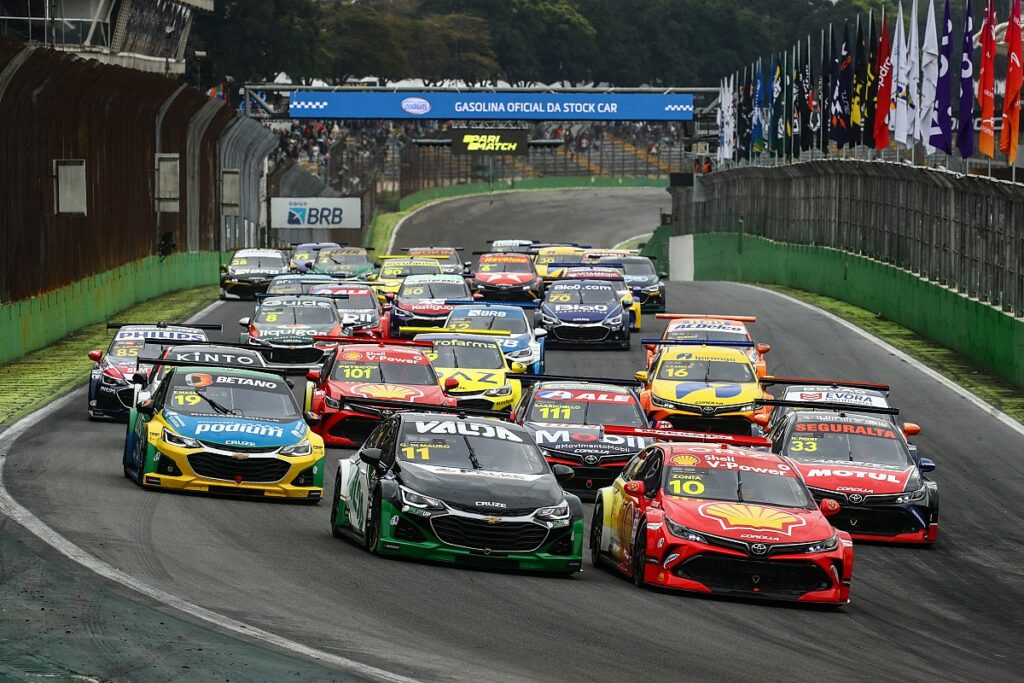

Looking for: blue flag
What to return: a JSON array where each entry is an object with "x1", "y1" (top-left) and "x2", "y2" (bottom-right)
[
  {"x1": 752, "y1": 60, "x2": 764, "y2": 152},
  {"x1": 930, "y1": 0, "x2": 954, "y2": 153},
  {"x1": 956, "y1": 0, "x2": 974, "y2": 158}
]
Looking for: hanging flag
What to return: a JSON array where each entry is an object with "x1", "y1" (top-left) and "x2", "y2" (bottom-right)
[
  {"x1": 792, "y1": 45, "x2": 801, "y2": 157},
  {"x1": 957, "y1": 0, "x2": 976, "y2": 158},
  {"x1": 875, "y1": 12, "x2": 893, "y2": 149},
  {"x1": 851, "y1": 18, "x2": 867, "y2": 146},
  {"x1": 978, "y1": 0, "x2": 997, "y2": 157},
  {"x1": 920, "y1": 0, "x2": 940, "y2": 153},
  {"x1": 830, "y1": 24, "x2": 849, "y2": 148},
  {"x1": 739, "y1": 70, "x2": 754, "y2": 159},
  {"x1": 930, "y1": 0, "x2": 954, "y2": 153},
  {"x1": 802, "y1": 37, "x2": 816, "y2": 151},
  {"x1": 771, "y1": 54, "x2": 785, "y2": 155},
  {"x1": 865, "y1": 16, "x2": 879, "y2": 149},
  {"x1": 752, "y1": 60, "x2": 765, "y2": 153},
  {"x1": 906, "y1": 0, "x2": 921, "y2": 144},
  {"x1": 206, "y1": 84, "x2": 224, "y2": 100},
  {"x1": 893, "y1": 4, "x2": 910, "y2": 143},
  {"x1": 1000, "y1": 0, "x2": 1022, "y2": 164},
  {"x1": 821, "y1": 28, "x2": 832, "y2": 153}
]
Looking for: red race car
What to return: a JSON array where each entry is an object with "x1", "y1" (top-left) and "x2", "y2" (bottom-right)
[
  {"x1": 469, "y1": 252, "x2": 545, "y2": 301},
  {"x1": 591, "y1": 427, "x2": 854, "y2": 605},
  {"x1": 306, "y1": 340, "x2": 457, "y2": 447}
]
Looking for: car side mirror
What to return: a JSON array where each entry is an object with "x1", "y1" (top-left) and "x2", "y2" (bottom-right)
[
  {"x1": 464, "y1": 261, "x2": 473, "y2": 268},
  {"x1": 360, "y1": 447, "x2": 383, "y2": 471},
  {"x1": 919, "y1": 458, "x2": 936, "y2": 473},
  {"x1": 367, "y1": 274, "x2": 378, "y2": 281},
  {"x1": 819, "y1": 498, "x2": 841, "y2": 517},
  {"x1": 751, "y1": 412, "x2": 770, "y2": 427},
  {"x1": 551, "y1": 464, "x2": 574, "y2": 485},
  {"x1": 623, "y1": 480, "x2": 645, "y2": 497},
  {"x1": 131, "y1": 372, "x2": 149, "y2": 386},
  {"x1": 902, "y1": 422, "x2": 921, "y2": 437},
  {"x1": 306, "y1": 369, "x2": 321, "y2": 382},
  {"x1": 443, "y1": 377, "x2": 459, "y2": 391},
  {"x1": 509, "y1": 361, "x2": 527, "y2": 373},
  {"x1": 137, "y1": 399, "x2": 155, "y2": 416},
  {"x1": 87, "y1": 349, "x2": 103, "y2": 362},
  {"x1": 757, "y1": 343, "x2": 772, "y2": 354},
  {"x1": 303, "y1": 411, "x2": 321, "y2": 426},
  {"x1": 305, "y1": 261, "x2": 314, "y2": 269},
  {"x1": 383, "y1": 292, "x2": 395, "y2": 301},
  {"x1": 472, "y1": 292, "x2": 484, "y2": 300},
  {"x1": 634, "y1": 370, "x2": 649, "y2": 382},
  {"x1": 220, "y1": 263, "x2": 228, "y2": 272},
  {"x1": 623, "y1": 298, "x2": 634, "y2": 307},
  {"x1": 535, "y1": 328, "x2": 547, "y2": 338},
  {"x1": 658, "y1": 271, "x2": 668, "y2": 278},
  {"x1": 654, "y1": 420, "x2": 673, "y2": 430},
  {"x1": 238, "y1": 317, "x2": 251, "y2": 327}
]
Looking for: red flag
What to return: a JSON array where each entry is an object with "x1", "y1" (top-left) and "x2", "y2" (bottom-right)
[
  {"x1": 1000, "y1": 0, "x2": 1023, "y2": 163},
  {"x1": 874, "y1": 13, "x2": 893, "y2": 149},
  {"x1": 978, "y1": 0, "x2": 998, "y2": 157}
]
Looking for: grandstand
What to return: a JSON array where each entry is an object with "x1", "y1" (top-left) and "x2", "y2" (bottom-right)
[{"x1": 0, "y1": 0, "x2": 211, "y2": 73}]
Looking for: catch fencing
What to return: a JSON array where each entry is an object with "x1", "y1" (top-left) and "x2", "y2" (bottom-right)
[
  {"x1": 672, "y1": 160, "x2": 1024, "y2": 317},
  {"x1": 0, "y1": 39, "x2": 275, "y2": 304}
]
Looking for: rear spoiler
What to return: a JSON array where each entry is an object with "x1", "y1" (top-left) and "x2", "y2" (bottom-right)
[
  {"x1": 107, "y1": 321, "x2": 222, "y2": 331},
  {"x1": 401, "y1": 246, "x2": 464, "y2": 251},
  {"x1": 640, "y1": 339, "x2": 755, "y2": 348},
  {"x1": 516, "y1": 373, "x2": 640, "y2": 387},
  {"x1": 339, "y1": 396, "x2": 511, "y2": 420},
  {"x1": 603, "y1": 425, "x2": 772, "y2": 448},
  {"x1": 313, "y1": 335, "x2": 433, "y2": 347},
  {"x1": 399, "y1": 326, "x2": 510, "y2": 337},
  {"x1": 257, "y1": 292, "x2": 349, "y2": 300},
  {"x1": 142, "y1": 358, "x2": 293, "y2": 379},
  {"x1": 144, "y1": 348, "x2": 310, "y2": 376},
  {"x1": 444, "y1": 299, "x2": 540, "y2": 309},
  {"x1": 754, "y1": 399, "x2": 899, "y2": 416},
  {"x1": 656, "y1": 314, "x2": 757, "y2": 323},
  {"x1": 760, "y1": 376, "x2": 890, "y2": 392}
]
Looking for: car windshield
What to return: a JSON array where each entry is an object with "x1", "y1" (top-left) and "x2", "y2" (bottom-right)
[
  {"x1": 527, "y1": 397, "x2": 645, "y2": 426},
  {"x1": 477, "y1": 258, "x2": 534, "y2": 273},
  {"x1": 410, "y1": 251, "x2": 460, "y2": 265},
  {"x1": 256, "y1": 302, "x2": 338, "y2": 325},
  {"x1": 448, "y1": 311, "x2": 528, "y2": 334},
  {"x1": 614, "y1": 260, "x2": 657, "y2": 277},
  {"x1": 231, "y1": 256, "x2": 284, "y2": 269},
  {"x1": 536, "y1": 254, "x2": 583, "y2": 266},
  {"x1": 267, "y1": 280, "x2": 332, "y2": 295},
  {"x1": 656, "y1": 359, "x2": 754, "y2": 383},
  {"x1": 380, "y1": 263, "x2": 440, "y2": 278},
  {"x1": 546, "y1": 284, "x2": 618, "y2": 305},
  {"x1": 107, "y1": 339, "x2": 144, "y2": 360},
  {"x1": 318, "y1": 252, "x2": 367, "y2": 266},
  {"x1": 165, "y1": 371, "x2": 299, "y2": 420},
  {"x1": 663, "y1": 465, "x2": 812, "y2": 508},
  {"x1": 666, "y1": 328, "x2": 750, "y2": 343},
  {"x1": 331, "y1": 358, "x2": 437, "y2": 385},
  {"x1": 426, "y1": 343, "x2": 505, "y2": 369},
  {"x1": 399, "y1": 281, "x2": 469, "y2": 299},
  {"x1": 398, "y1": 421, "x2": 547, "y2": 474},
  {"x1": 786, "y1": 419, "x2": 912, "y2": 466},
  {"x1": 307, "y1": 287, "x2": 377, "y2": 311}
]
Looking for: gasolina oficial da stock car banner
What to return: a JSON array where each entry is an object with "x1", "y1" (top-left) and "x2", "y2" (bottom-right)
[{"x1": 288, "y1": 91, "x2": 694, "y2": 121}]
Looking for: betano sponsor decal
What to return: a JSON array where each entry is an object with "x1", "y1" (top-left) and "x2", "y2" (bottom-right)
[{"x1": 699, "y1": 502, "x2": 807, "y2": 535}]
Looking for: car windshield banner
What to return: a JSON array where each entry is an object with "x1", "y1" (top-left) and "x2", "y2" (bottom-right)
[
  {"x1": 451, "y1": 128, "x2": 528, "y2": 155},
  {"x1": 289, "y1": 91, "x2": 694, "y2": 121}
]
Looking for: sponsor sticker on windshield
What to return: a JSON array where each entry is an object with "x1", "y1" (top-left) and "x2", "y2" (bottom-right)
[{"x1": 411, "y1": 420, "x2": 523, "y2": 442}]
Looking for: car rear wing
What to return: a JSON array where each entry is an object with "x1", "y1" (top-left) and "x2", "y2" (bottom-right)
[
  {"x1": 401, "y1": 246, "x2": 464, "y2": 251},
  {"x1": 603, "y1": 424, "x2": 772, "y2": 448},
  {"x1": 339, "y1": 396, "x2": 512, "y2": 420},
  {"x1": 640, "y1": 339, "x2": 756, "y2": 348},
  {"x1": 257, "y1": 292, "x2": 349, "y2": 300},
  {"x1": 516, "y1": 373, "x2": 640, "y2": 387},
  {"x1": 754, "y1": 399, "x2": 899, "y2": 415},
  {"x1": 313, "y1": 335, "x2": 433, "y2": 347},
  {"x1": 759, "y1": 376, "x2": 890, "y2": 392},
  {"x1": 656, "y1": 313, "x2": 757, "y2": 322},
  {"x1": 141, "y1": 358, "x2": 294, "y2": 379},
  {"x1": 142, "y1": 346, "x2": 310, "y2": 375},
  {"x1": 444, "y1": 299, "x2": 540, "y2": 308},
  {"x1": 106, "y1": 321, "x2": 222, "y2": 331},
  {"x1": 399, "y1": 326, "x2": 511, "y2": 337}
]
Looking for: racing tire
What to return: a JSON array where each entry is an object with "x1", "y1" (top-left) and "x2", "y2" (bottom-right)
[
  {"x1": 364, "y1": 486, "x2": 382, "y2": 554},
  {"x1": 631, "y1": 521, "x2": 648, "y2": 588},
  {"x1": 330, "y1": 472, "x2": 345, "y2": 538},
  {"x1": 123, "y1": 465, "x2": 133, "y2": 480},
  {"x1": 589, "y1": 501, "x2": 605, "y2": 568}
]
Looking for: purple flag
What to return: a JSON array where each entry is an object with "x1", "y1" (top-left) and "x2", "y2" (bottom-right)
[
  {"x1": 956, "y1": 0, "x2": 974, "y2": 158},
  {"x1": 930, "y1": 0, "x2": 954, "y2": 152}
]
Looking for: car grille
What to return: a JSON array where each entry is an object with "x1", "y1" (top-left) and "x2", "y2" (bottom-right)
[
  {"x1": 444, "y1": 502, "x2": 538, "y2": 517},
  {"x1": 454, "y1": 398, "x2": 496, "y2": 411},
  {"x1": 328, "y1": 416, "x2": 381, "y2": 443},
  {"x1": 550, "y1": 325, "x2": 609, "y2": 342},
  {"x1": 830, "y1": 507, "x2": 923, "y2": 535},
  {"x1": 258, "y1": 345, "x2": 324, "y2": 365},
  {"x1": 394, "y1": 516, "x2": 426, "y2": 542},
  {"x1": 187, "y1": 453, "x2": 290, "y2": 483},
  {"x1": 674, "y1": 555, "x2": 833, "y2": 596},
  {"x1": 197, "y1": 441, "x2": 279, "y2": 454},
  {"x1": 547, "y1": 529, "x2": 575, "y2": 556},
  {"x1": 664, "y1": 415, "x2": 753, "y2": 435},
  {"x1": 431, "y1": 516, "x2": 549, "y2": 552}
]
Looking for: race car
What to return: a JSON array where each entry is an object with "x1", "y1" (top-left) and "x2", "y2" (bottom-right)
[
  {"x1": 307, "y1": 282, "x2": 385, "y2": 336},
  {"x1": 219, "y1": 248, "x2": 290, "y2": 300},
  {"x1": 401, "y1": 246, "x2": 470, "y2": 275},
  {"x1": 289, "y1": 242, "x2": 341, "y2": 272},
  {"x1": 306, "y1": 341, "x2": 456, "y2": 446},
  {"x1": 367, "y1": 257, "x2": 444, "y2": 302},
  {"x1": 513, "y1": 380, "x2": 654, "y2": 492},
  {"x1": 265, "y1": 273, "x2": 336, "y2": 296},
  {"x1": 312, "y1": 246, "x2": 375, "y2": 279},
  {"x1": 330, "y1": 411, "x2": 584, "y2": 573},
  {"x1": 469, "y1": 252, "x2": 545, "y2": 301},
  {"x1": 412, "y1": 332, "x2": 525, "y2": 412},
  {"x1": 636, "y1": 341, "x2": 770, "y2": 434},
  {"x1": 762, "y1": 398, "x2": 938, "y2": 544},
  {"x1": 557, "y1": 266, "x2": 642, "y2": 331},
  {"x1": 436, "y1": 302, "x2": 546, "y2": 374},
  {"x1": 533, "y1": 245, "x2": 587, "y2": 282},
  {"x1": 138, "y1": 341, "x2": 272, "y2": 401},
  {"x1": 387, "y1": 274, "x2": 473, "y2": 338},
  {"x1": 591, "y1": 433, "x2": 853, "y2": 603},
  {"x1": 486, "y1": 239, "x2": 535, "y2": 254},
  {"x1": 121, "y1": 363, "x2": 325, "y2": 501},
  {"x1": 538, "y1": 279, "x2": 631, "y2": 349},
  {"x1": 239, "y1": 295, "x2": 343, "y2": 366},
  {"x1": 87, "y1": 322, "x2": 220, "y2": 420},
  {"x1": 648, "y1": 315, "x2": 770, "y2": 376},
  {"x1": 596, "y1": 255, "x2": 667, "y2": 312}
]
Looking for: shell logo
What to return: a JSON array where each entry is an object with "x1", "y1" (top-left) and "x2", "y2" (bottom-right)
[
  {"x1": 671, "y1": 454, "x2": 700, "y2": 466},
  {"x1": 341, "y1": 351, "x2": 364, "y2": 361},
  {"x1": 349, "y1": 383, "x2": 424, "y2": 401},
  {"x1": 699, "y1": 502, "x2": 806, "y2": 536}
]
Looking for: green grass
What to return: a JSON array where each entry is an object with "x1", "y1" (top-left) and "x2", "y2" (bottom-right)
[
  {"x1": 760, "y1": 284, "x2": 1024, "y2": 424},
  {"x1": 0, "y1": 286, "x2": 218, "y2": 426},
  {"x1": 613, "y1": 232, "x2": 653, "y2": 250}
]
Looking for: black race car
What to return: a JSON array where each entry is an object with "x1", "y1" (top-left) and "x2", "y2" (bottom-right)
[
  {"x1": 597, "y1": 255, "x2": 667, "y2": 312},
  {"x1": 239, "y1": 295, "x2": 344, "y2": 366},
  {"x1": 220, "y1": 249, "x2": 290, "y2": 300},
  {"x1": 538, "y1": 280, "x2": 630, "y2": 349}
]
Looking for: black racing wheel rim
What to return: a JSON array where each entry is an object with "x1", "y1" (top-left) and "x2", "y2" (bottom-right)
[
  {"x1": 589, "y1": 501, "x2": 603, "y2": 567},
  {"x1": 365, "y1": 487, "x2": 381, "y2": 553},
  {"x1": 632, "y1": 523, "x2": 647, "y2": 587}
]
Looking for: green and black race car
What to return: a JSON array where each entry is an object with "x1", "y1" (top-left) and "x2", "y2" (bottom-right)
[{"x1": 330, "y1": 411, "x2": 584, "y2": 573}]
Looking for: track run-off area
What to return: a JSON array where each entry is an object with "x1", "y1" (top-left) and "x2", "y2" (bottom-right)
[{"x1": 3, "y1": 189, "x2": 1022, "y2": 681}]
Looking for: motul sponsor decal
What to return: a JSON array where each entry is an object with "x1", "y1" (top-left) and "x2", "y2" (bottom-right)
[{"x1": 803, "y1": 467, "x2": 912, "y2": 484}]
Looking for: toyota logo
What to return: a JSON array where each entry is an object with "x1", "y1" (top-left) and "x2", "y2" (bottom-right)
[
  {"x1": 848, "y1": 493, "x2": 865, "y2": 504},
  {"x1": 583, "y1": 454, "x2": 599, "y2": 465},
  {"x1": 749, "y1": 543, "x2": 769, "y2": 556},
  {"x1": 701, "y1": 406, "x2": 715, "y2": 416}
]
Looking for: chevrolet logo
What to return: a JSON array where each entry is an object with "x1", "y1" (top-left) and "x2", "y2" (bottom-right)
[
  {"x1": 484, "y1": 516, "x2": 501, "y2": 524},
  {"x1": 232, "y1": 452, "x2": 249, "y2": 460}
]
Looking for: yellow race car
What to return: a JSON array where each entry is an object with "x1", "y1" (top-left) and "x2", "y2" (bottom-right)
[
  {"x1": 534, "y1": 245, "x2": 588, "y2": 283},
  {"x1": 410, "y1": 331, "x2": 526, "y2": 411},
  {"x1": 635, "y1": 341, "x2": 770, "y2": 435},
  {"x1": 366, "y1": 257, "x2": 443, "y2": 303}
]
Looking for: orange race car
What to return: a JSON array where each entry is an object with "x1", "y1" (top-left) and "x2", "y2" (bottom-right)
[{"x1": 647, "y1": 314, "x2": 772, "y2": 377}]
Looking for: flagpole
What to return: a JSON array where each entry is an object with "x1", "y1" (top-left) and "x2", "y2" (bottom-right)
[{"x1": 820, "y1": 28, "x2": 825, "y2": 158}]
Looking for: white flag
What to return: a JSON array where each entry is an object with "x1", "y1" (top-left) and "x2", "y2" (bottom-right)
[
  {"x1": 906, "y1": 0, "x2": 921, "y2": 143},
  {"x1": 893, "y1": 3, "x2": 910, "y2": 142},
  {"x1": 920, "y1": 0, "x2": 939, "y2": 152}
]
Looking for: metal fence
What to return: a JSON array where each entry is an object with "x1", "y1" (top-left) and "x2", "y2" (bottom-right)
[{"x1": 672, "y1": 160, "x2": 1024, "y2": 316}]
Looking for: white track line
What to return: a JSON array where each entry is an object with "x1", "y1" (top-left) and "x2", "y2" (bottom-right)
[
  {"x1": 743, "y1": 283, "x2": 1024, "y2": 437},
  {"x1": 0, "y1": 303, "x2": 418, "y2": 682},
  {"x1": 612, "y1": 231, "x2": 653, "y2": 250}
]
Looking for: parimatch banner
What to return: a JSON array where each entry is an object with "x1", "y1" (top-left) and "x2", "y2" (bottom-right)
[{"x1": 451, "y1": 129, "x2": 529, "y2": 156}]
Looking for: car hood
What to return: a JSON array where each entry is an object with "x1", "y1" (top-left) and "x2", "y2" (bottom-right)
[
  {"x1": 497, "y1": 333, "x2": 532, "y2": 352},
  {"x1": 543, "y1": 303, "x2": 619, "y2": 323},
  {"x1": 227, "y1": 267, "x2": 283, "y2": 277},
  {"x1": 319, "y1": 264, "x2": 371, "y2": 277},
  {"x1": 435, "y1": 368, "x2": 507, "y2": 392},
  {"x1": 623, "y1": 273, "x2": 657, "y2": 286},
  {"x1": 162, "y1": 410, "x2": 306, "y2": 448},
  {"x1": 398, "y1": 461, "x2": 564, "y2": 510},
  {"x1": 651, "y1": 379, "x2": 760, "y2": 407},
  {"x1": 474, "y1": 272, "x2": 535, "y2": 286},
  {"x1": 395, "y1": 298, "x2": 453, "y2": 316},
  {"x1": 790, "y1": 460, "x2": 918, "y2": 495},
  {"x1": 330, "y1": 381, "x2": 446, "y2": 403},
  {"x1": 526, "y1": 423, "x2": 650, "y2": 457},
  {"x1": 338, "y1": 310, "x2": 380, "y2": 327},
  {"x1": 253, "y1": 323, "x2": 338, "y2": 345},
  {"x1": 662, "y1": 498, "x2": 835, "y2": 544}
]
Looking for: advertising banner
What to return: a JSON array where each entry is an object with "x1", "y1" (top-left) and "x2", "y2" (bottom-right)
[
  {"x1": 289, "y1": 91, "x2": 694, "y2": 121},
  {"x1": 450, "y1": 128, "x2": 529, "y2": 155},
  {"x1": 270, "y1": 197, "x2": 362, "y2": 229}
]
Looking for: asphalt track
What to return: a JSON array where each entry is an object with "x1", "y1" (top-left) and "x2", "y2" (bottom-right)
[{"x1": 4, "y1": 189, "x2": 1022, "y2": 681}]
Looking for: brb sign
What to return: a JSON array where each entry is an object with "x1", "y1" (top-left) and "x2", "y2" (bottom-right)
[{"x1": 270, "y1": 197, "x2": 362, "y2": 229}]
